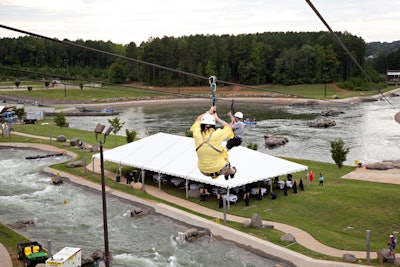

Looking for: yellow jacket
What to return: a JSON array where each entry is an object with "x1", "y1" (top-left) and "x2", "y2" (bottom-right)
[{"x1": 190, "y1": 121, "x2": 233, "y2": 173}]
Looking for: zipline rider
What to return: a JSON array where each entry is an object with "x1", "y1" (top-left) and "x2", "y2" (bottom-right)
[
  {"x1": 226, "y1": 111, "x2": 244, "y2": 151},
  {"x1": 190, "y1": 105, "x2": 237, "y2": 180}
]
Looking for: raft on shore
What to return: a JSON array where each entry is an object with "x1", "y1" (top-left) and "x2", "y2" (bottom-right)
[{"x1": 45, "y1": 107, "x2": 119, "y2": 117}]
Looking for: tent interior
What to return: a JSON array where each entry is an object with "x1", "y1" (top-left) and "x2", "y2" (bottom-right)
[{"x1": 92, "y1": 132, "x2": 308, "y2": 200}]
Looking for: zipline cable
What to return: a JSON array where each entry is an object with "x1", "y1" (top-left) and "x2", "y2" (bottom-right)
[{"x1": 305, "y1": 0, "x2": 393, "y2": 106}]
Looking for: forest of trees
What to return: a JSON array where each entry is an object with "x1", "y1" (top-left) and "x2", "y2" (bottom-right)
[{"x1": 0, "y1": 31, "x2": 397, "y2": 89}]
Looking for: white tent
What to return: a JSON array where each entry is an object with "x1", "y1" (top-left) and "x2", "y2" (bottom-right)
[{"x1": 92, "y1": 132, "x2": 308, "y2": 189}]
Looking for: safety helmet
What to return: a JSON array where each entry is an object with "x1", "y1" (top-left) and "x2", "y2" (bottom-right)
[
  {"x1": 234, "y1": 112, "x2": 243, "y2": 119},
  {"x1": 201, "y1": 114, "x2": 216, "y2": 126}
]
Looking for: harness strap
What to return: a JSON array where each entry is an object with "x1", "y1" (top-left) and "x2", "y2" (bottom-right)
[{"x1": 196, "y1": 132, "x2": 222, "y2": 154}]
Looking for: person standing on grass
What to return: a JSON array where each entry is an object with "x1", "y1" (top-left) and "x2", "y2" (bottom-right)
[
  {"x1": 388, "y1": 234, "x2": 396, "y2": 257},
  {"x1": 319, "y1": 172, "x2": 324, "y2": 186},
  {"x1": 309, "y1": 170, "x2": 314, "y2": 182}
]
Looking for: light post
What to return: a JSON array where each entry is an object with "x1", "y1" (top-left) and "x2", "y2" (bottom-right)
[
  {"x1": 323, "y1": 66, "x2": 328, "y2": 98},
  {"x1": 94, "y1": 123, "x2": 113, "y2": 267},
  {"x1": 64, "y1": 58, "x2": 69, "y2": 98}
]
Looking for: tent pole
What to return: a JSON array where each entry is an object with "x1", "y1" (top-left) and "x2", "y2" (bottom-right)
[
  {"x1": 158, "y1": 173, "x2": 161, "y2": 191},
  {"x1": 141, "y1": 169, "x2": 145, "y2": 192},
  {"x1": 185, "y1": 179, "x2": 188, "y2": 199},
  {"x1": 223, "y1": 198, "x2": 227, "y2": 224},
  {"x1": 306, "y1": 171, "x2": 309, "y2": 190},
  {"x1": 227, "y1": 188, "x2": 231, "y2": 210}
]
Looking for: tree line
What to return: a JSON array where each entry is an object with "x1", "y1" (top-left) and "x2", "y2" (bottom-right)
[{"x1": 0, "y1": 31, "x2": 393, "y2": 88}]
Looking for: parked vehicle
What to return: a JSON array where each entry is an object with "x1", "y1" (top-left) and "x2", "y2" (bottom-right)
[{"x1": 17, "y1": 241, "x2": 48, "y2": 267}]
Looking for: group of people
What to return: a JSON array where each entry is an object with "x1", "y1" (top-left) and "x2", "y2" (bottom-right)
[
  {"x1": 190, "y1": 105, "x2": 244, "y2": 180},
  {"x1": 309, "y1": 170, "x2": 325, "y2": 186}
]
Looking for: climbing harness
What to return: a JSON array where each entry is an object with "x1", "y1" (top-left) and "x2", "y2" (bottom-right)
[{"x1": 195, "y1": 132, "x2": 222, "y2": 154}]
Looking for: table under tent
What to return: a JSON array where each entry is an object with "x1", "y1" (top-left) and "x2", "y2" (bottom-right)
[{"x1": 92, "y1": 132, "x2": 308, "y2": 204}]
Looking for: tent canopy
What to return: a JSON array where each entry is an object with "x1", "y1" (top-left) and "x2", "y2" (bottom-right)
[{"x1": 92, "y1": 132, "x2": 308, "y2": 189}]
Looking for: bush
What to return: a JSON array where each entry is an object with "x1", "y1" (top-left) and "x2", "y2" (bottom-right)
[{"x1": 126, "y1": 129, "x2": 137, "y2": 143}]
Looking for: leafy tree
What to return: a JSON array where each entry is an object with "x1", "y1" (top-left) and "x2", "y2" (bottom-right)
[
  {"x1": 54, "y1": 112, "x2": 67, "y2": 132},
  {"x1": 108, "y1": 117, "x2": 125, "y2": 145},
  {"x1": 330, "y1": 138, "x2": 350, "y2": 182},
  {"x1": 108, "y1": 60, "x2": 129, "y2": 84},
  {"x1": 14, "y1": 108, "x2": 25, "y2": 120},
  {"x1": 126, "y1": 129, "x2": 137, "y2": 143},
  {"x1": 0, "y1": 32, "x2": 376, "y2": 88}
]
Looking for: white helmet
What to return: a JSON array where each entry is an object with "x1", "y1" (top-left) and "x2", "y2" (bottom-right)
[
  {"x1": 234, "y1": 112, "x2": 243, "y2": 119},
  {"x1": 201, "y1": 114, "x2": 216, "y2": 126}
]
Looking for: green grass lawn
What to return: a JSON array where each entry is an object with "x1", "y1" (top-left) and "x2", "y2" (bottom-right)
[
  {"x1": 1, "y1": 82, "x2": 396, "y2": 102},
  {"x1": 0, "y1": 85, "x2": 165, "y2": 101}
]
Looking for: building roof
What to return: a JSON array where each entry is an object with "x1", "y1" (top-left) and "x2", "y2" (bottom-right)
[{"x1": 387, "y1": 70, "x2": 400, "y2": 75}]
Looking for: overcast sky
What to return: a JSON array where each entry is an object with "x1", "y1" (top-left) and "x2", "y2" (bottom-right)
[{"x1": 0, "y1": 0, "x2": 399, "y2": 45}]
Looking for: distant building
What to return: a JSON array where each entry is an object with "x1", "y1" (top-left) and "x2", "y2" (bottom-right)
[{"x1": 387, "y1": 70, "x2": 400, "y2": 85}]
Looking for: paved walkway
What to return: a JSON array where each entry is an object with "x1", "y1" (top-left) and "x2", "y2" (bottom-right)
[
  {"x1": 0, "y1": 138, "x2": 379, "y2": 267},
  {"x1": 0, "y1": 242, "x2": 12, "y2": 267}
]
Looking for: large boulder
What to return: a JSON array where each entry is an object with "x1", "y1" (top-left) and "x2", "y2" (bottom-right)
[
  {"x1": 366, "y1": 162, "x2": 394, "y2": 170},
  {"x1": 377, "y1": 248, "x2": 394, "y2": 263},
  {"x1": 56, "y1": 135, "x2": 67, "y2": 142},
  {"x1": 128, "y1": 208, "x2": 151, "y2": 217},
  {"x1": 183, "y1": 228, "x2": 210, "y2": 242},
  {"x1": 366, "y1": 160, "x2": 400, "y2": 170},
  {"x1": 241, "y1": 220, "x2": 251, "y2": 228},
  {"x1": 250, "y1": 213, "x2": 263, "y2": 228},
  {"x1": 308, "y1": 118, "x2": 336, "y2": 128},
  {"x1": 320, "y1": 109, "x2": 344, "y2": 116},
  {"x1": 7, "y1": 219, "x2": 35, "y2": 229},
  {"x1": 81, "y1": 254, "x2": 95, "y2": 267},
  {"x1": 66, "y1": 160, "x2": 84, "y2": 168},
  {"x1": 280, "y1": 233, "x2": 296, "y2": 243},
  {"x1": 70, "y1": 138, "x2": 80, "y2": 146},
  {"x1": 91, "y1": 249, "x2": 112, "y2": 262},
  {"x1": 264, "y1": 134, "x2": 289, "y2": 148},
  {"x1": 342, "y1": 253, "x2": 357, "y2": 263},
  {"x1": 90, "y1": 144, "x2": 99, "y2": 152}
]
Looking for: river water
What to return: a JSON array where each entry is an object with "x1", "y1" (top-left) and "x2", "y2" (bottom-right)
[
  {"x1": 0, "y1": 148, "x2": 288, "y2": 267},
  {"x1": 67, "y1": 96, "x2": 400, "y2": 165}
]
